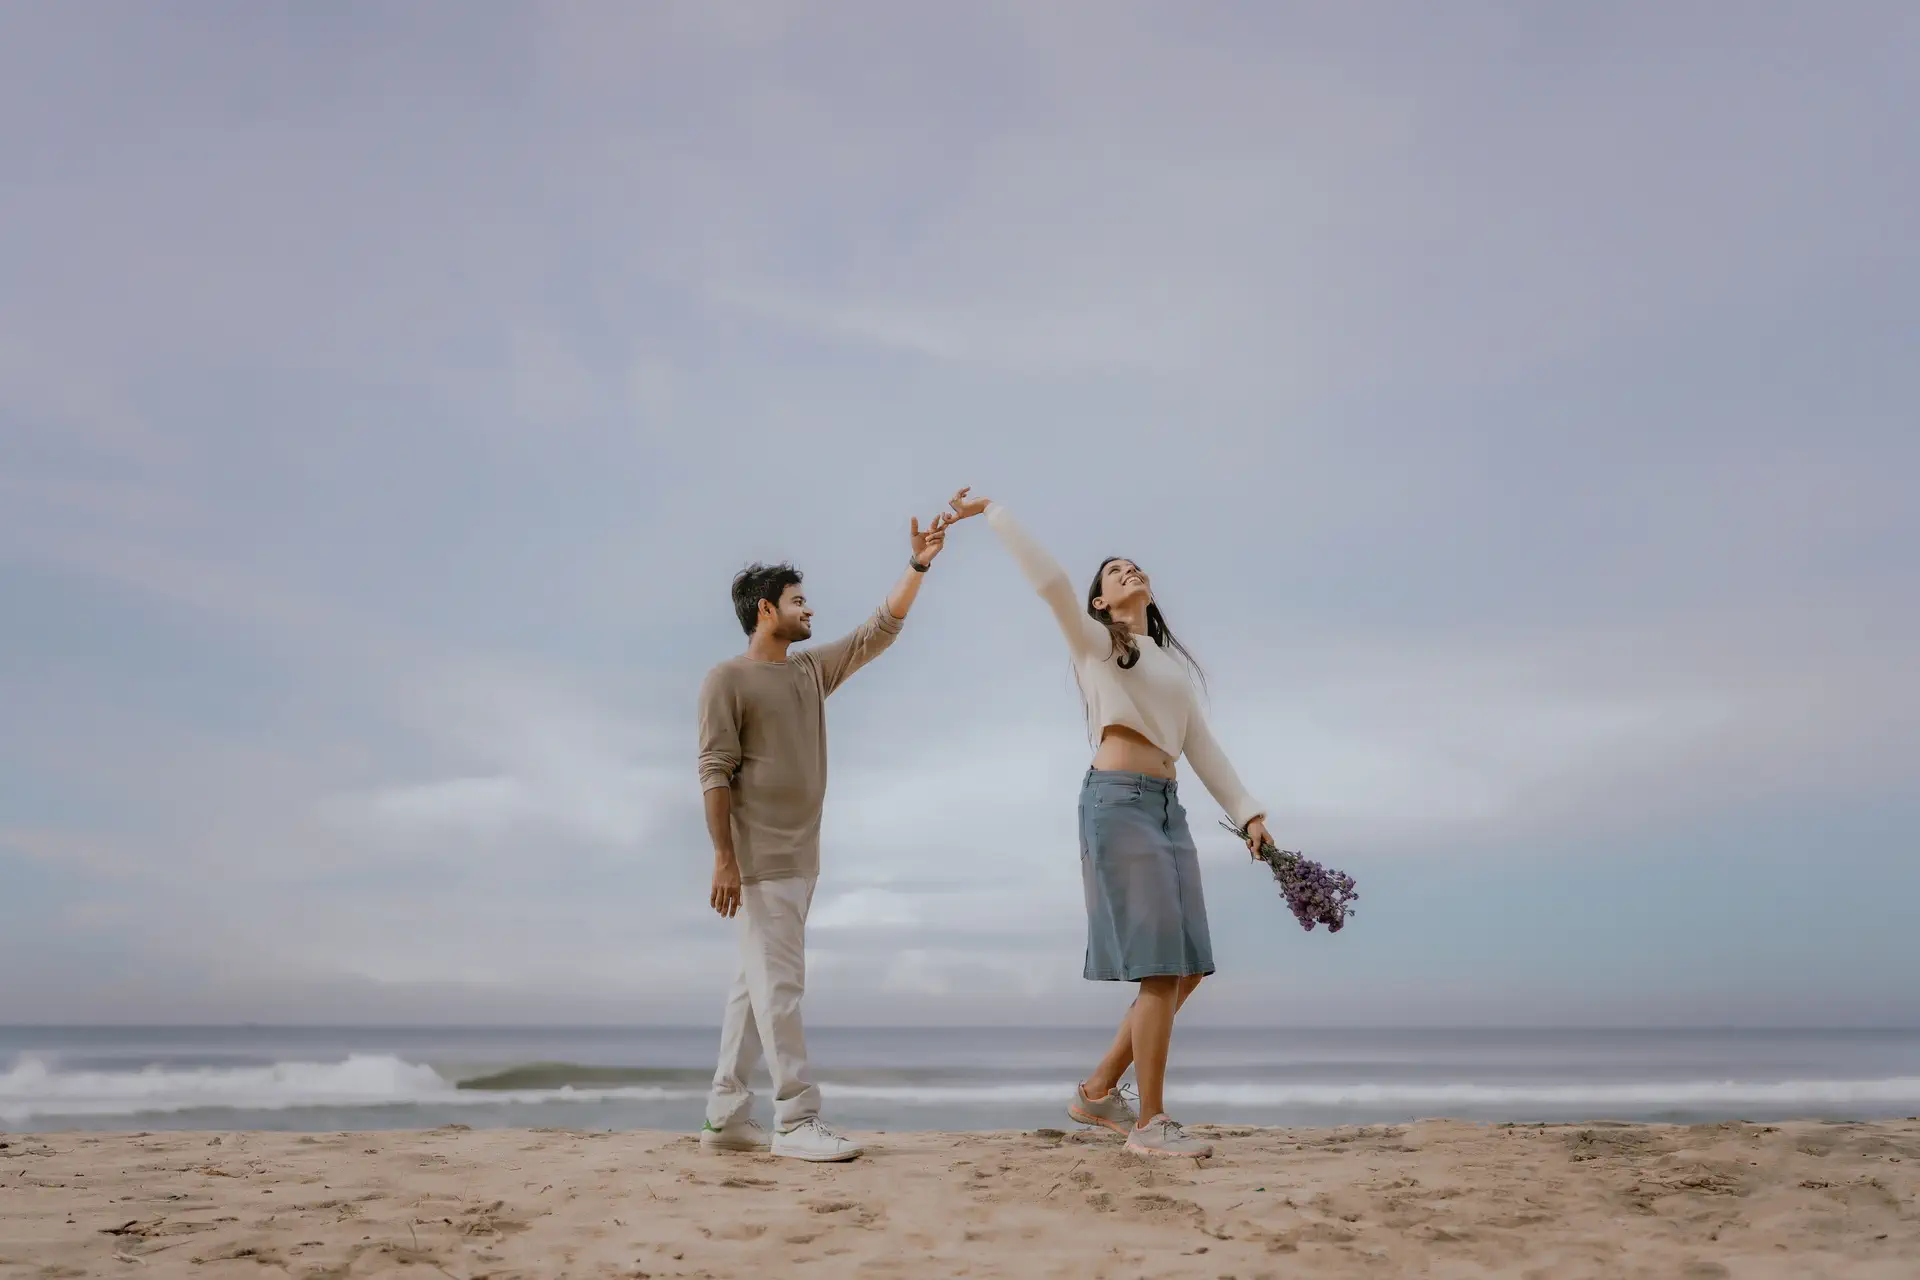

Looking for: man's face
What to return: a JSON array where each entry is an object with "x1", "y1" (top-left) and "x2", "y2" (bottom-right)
[{"x1": 764, "y1": 582, "x2": 813, "y2": 642}]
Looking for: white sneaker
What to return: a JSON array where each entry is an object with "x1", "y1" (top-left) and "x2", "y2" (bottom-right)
[
  {"x1": 1125, "y1": 1114, "x2": 1214, "y2": 1159},
  {"x1": 772, "y1": 1116, "x2": 863, "y2": 1162},
  {"x1": 699, "y1": 1116, "x2": 770, "y2": 1152}
]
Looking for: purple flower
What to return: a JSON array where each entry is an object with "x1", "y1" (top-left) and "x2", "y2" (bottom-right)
[{"x1": 1220, "y1": 819, "x2": 1358, "y2": 933}]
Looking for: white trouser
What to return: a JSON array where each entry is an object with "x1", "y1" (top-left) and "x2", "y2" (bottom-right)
[{"x1": 707, "y1": 873, "x2": 820, "y2": 1131}]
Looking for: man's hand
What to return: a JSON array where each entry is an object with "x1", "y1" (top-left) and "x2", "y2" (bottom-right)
[
  {"x1": 703, "y1": 788, "x2": 742, "y2": 917},
  {"x1": 946, "y1": 486, "x2": 990, "y2": 521},
  {"x1": 710, "y1": 856, "x2": 742, "y2": 918},
  {"x1": 910, "y1": 512, "x2": 951, "y2": 566}
]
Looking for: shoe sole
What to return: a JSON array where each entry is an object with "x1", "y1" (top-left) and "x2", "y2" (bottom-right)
[
  {"x1": 772, "y1": 1146, "x2": 862, "y2": 1163},
  {"x1": 1067, "y1": 1103, "x2": 1130, "y2": 1136}
]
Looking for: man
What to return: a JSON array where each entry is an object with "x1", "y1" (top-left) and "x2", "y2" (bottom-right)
[{"x1": 696, "y1": 512, "x2": 951, "y2": 1162}]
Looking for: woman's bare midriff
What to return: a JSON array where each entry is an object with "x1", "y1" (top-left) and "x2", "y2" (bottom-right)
[{"x1": 1092, "y1": 725, "x2": 1176, "y2": 779}]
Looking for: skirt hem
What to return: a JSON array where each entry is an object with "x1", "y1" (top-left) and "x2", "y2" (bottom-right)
[{"x1": 1083, "y1": 965, "x2": 1217, "y2": 983}]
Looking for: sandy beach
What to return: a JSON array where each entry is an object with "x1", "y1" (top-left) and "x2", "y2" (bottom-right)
[{"x1": 3, "y1": 1119, "x2": 1916, "y2": 1278}]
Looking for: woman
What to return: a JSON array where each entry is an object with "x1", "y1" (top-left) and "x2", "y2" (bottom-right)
[{"x1": 945, "y1": 487, "x2": 1272, "y2": 1158}]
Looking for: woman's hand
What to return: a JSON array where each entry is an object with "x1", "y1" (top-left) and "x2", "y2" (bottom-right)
[
  {"x1": 946, "y1": 486, "x2": 991, "y2": 521},
  {"x1": 1242, "y1": 816, "x2": 1274, "y2": 859}
]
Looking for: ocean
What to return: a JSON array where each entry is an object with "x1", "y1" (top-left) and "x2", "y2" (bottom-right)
[{"x1": 5, "y1": 1026, "x2": 1920, "y2": 1134}]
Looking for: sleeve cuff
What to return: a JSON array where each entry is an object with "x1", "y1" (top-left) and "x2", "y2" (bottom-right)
[
  {"x1": 700, "y1": 771, "x2": 734, "y2": 792},
  {"x1": 875, "y1": 605, "x2": 905, "y2": 633}
]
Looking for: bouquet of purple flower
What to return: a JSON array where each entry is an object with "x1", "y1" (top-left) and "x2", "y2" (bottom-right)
[{"x1": 1220, "y1": 819, "x2": 1358, "y2": 933}]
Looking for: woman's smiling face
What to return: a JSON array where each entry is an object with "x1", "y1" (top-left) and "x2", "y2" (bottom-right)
[{"x1": 1092, "y1": 557, "x2": 1151, "y2": 616}]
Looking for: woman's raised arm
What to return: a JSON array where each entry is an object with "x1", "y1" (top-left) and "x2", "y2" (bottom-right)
[{"x1": 949, "y1": 489, "x2": 1107, "y2": 659}]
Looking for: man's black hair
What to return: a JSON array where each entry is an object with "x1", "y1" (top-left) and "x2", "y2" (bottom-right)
[{"x1": 731, "y1": 562, "x2": 803, "y2": 636}]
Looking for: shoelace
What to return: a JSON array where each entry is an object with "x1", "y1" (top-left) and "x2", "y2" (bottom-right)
[
  {"x1": 790, "y1": 1117, "x2": 843, "y2": 1141},
  {"x1": 1114, "y1": 1083, "x2": 1140, "y2": 1114},
  {"x1": 1133, "y1": 1116, "x2": 1185, "y2": 1143}
]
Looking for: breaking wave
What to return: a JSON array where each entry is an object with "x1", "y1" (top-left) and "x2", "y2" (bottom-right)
[
  {"x1": 0, "y1": 1055, "x2": 687, "y2": 1124},
  {"x1": 8, "y1": 1053, "x2": 1920, "y2": 1125}
]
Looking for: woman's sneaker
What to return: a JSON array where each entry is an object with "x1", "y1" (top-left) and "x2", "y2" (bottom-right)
[
  {"x1": 699, "y1": 1116, "x2": 770, "y2": 1152},
  {"x1": 772, "y1": 1117, "x2": 863, "y2": 1162},
  {"x1": 1125, "y1": 1114, "x2": 1213, "y2": 1159},
  {"x1": 1068, "y1": 1081, "x2": 1138, "y2": 1135}
]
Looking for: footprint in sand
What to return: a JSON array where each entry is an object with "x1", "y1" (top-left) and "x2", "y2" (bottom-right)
[{"x1": 704, "y1": 1222, "x2": 768, "y2": 1241}]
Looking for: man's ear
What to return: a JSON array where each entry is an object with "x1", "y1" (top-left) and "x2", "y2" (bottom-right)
[{"x1": 757, "y1": 598, "x2": 778, "y2": 627}]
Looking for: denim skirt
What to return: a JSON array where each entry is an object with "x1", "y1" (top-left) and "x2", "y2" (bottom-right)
[{"x1": 1078, "y1": 769, "x2": 1216, "y2": 982}]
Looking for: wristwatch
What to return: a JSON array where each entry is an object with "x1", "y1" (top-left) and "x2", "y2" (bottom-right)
[{"x1": 909, "y1": 556, "x2": 930, "y2": 573}]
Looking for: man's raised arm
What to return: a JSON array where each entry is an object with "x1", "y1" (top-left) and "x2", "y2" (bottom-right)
[{"x1": 809, "y1": 513, "x2": 951, "y2": 695}]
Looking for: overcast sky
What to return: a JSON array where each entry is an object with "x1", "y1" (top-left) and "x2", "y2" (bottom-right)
[{"x1": 2, "y1": 2, "x2": 1915, "y2": 1028}]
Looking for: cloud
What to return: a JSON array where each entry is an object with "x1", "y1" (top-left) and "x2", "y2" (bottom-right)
[{"x1": 324, "y1": 667, "x2": 688, "y2": 853}]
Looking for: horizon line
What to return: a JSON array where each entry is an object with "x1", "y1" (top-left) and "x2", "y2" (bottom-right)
[{"x1": 6, "y1": 1022, "x2": 1918, "y2": 1034}]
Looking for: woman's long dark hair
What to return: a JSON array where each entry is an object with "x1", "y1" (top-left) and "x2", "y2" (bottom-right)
[{"x1": 1084, "y1": 556, "x2": 1206, "y2": 692}]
